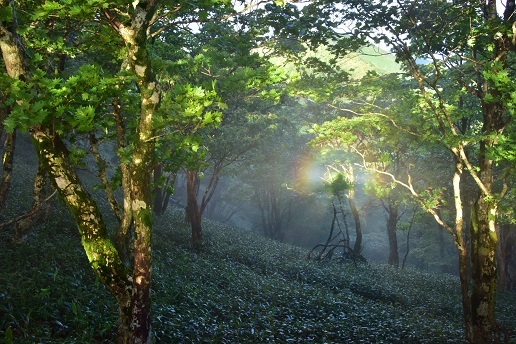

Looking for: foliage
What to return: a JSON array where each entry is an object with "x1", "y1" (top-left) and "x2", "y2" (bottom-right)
[
  {"x1": 328, "y1": 173, "x2": 351, "y2": 197},
  {"x1": 2, "y1": 204, "x2": 515, "y2": 343}
]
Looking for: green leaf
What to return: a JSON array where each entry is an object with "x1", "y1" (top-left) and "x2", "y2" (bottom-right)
[
  {"x1": 0, "y1": 6, "x2": 13, "y2": 21},
  {"x1": 4, "y1": 326, "x2": 13, "y2": 344}
]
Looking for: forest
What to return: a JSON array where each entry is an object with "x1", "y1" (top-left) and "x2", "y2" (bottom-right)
[{"x1": 0, "y1": 0, "x2": 515, "y2": 343}]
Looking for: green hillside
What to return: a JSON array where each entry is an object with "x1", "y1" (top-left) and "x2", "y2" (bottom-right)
[
  {"x1": 352, "y1": 45, "x2": 401, "y2": 75},
  {"x1": 332, "y1": 44, "x2": 401, "y2": 79},
  {"x1": 268, "y1": 43, "x2": 401, "y2": 80},
  {"x1": 1, "y1": 205, "x2": 515, "y2": 343}
]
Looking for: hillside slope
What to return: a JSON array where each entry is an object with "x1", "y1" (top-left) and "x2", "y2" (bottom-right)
[{"x1": 1, "y1": 205, "x2": 515, "y2": 343}]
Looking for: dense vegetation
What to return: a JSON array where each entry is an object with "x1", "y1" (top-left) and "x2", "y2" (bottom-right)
[
  {"x1": 0, "y1": 149, "x2": 515, "y2": 343},
  {"x1": 2, "y1": 205, "x2": 515, "y2": 343}
]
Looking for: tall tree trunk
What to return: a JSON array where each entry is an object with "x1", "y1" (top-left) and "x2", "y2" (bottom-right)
[
  {"x1": 465, "y1": 2, "x2": 513, "y2": 341},
  {"x1": 386, "y1": 198, "x2": 399, "y2": 267},
  {"x1": 401, "y1": 206, "x2": 417, "y2": 270},
  {"x1": 470, "y1": 198, "x2": 498, "y2": 343},
  {"x1": 469, "y1": 124, "x2": 499, "y2": 343},
  {"x1": 104, "y1": 2, "x2": 161, "y2": 341},
  {"x1": 348, "y1": 193, "x2": 362, "y2": 255},
  {"x1": 0, "y1": 0, "x2": 23, "y2": 213},
  {"x1": 186, "y1": 169, "x2": 202, "y2": 250},
  {"x1": 112, "y1": 98, "x2": 133, "y2": 262},
  {"x1": 2, "y1": 0, "x2": 159, "y2": 341},
  {"x1": 345, "y1": 166, "x2": 362, "y2": 254}
]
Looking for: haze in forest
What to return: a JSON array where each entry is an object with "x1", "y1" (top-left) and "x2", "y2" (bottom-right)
[{"x1": 1, "y1": 0, "x2": 515, "y2": 343}]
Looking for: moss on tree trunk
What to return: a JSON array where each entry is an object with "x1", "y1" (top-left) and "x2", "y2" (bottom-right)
[{"x1": 31, "y1": 127, "x2": 134, "y2": 339}]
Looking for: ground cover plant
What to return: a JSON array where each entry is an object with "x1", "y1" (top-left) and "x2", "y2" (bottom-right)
[{"x1": 1, "y1": 203, "x2": 515, "y2": 343}]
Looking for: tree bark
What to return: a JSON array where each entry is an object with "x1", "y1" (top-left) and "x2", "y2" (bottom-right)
[
  {"x1": 112, "y1": 99, "x2": 133, "y2": 262},
  {"x1": 497, "y1": 224, "x2": 514, "y2": 292},
  {"x1": 348, "y1": 192, "x2": 362, "y2": 255},
  {"x1": 31, "y1": 128, "x2": 133, "y2": 341},
  {"x1": 470, "y1": 199, "x2": 498, "y2": 343},
  {"x1": 186, "y1": 169, "x2": 202, "y2": 250},
  {"x1": 469, "y1": 117, "x2": 500, "y2": 343},
  {"x1": 90, "y1": 133, "x2": 122, "y2": 223},
  {"x1": 110, "y1": 3, "x2": 160, "y2": 340},
  {"x1": 344, "y1": 166, "x2": 362, "y2": 255}
]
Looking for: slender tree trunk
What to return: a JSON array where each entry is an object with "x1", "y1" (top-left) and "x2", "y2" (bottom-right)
[
  {"x1": 105, "y1": 2, "x2": 160, "y2": 341},
  {"x1": 112, "y1": 99, "x2": 133, "y2": 261},
  {"x1": 186, "y1": 169, "x2": 202, "y2": 250},
  {"x1": 386, "y1": 199, "x2": 399, "y2": 267},
  {"x1": 348, "y1": 193, "x2": 362, "y2": 255},
  {"x1": 401, "y1": 207, "x2": 417, "y2": 270},
  {"x1": 200, "y1": 162, "x2": 222, "y2": 216},
  {"x1": 0, "y1": 131, "x2": 15, "y2": 211},
  {"x1": 90, "y1": 133, "x2": 122, "y2": 223},
  {"x1": 335, "y1": 195, "x2": 350, "y2": 247},
  {"x1": 14, "y1": 159, "x2": 53, "y2": 241},
  {"x1": 465, "y1": 2, "x2": 513, "y2": 341},
  {"x1": 0, "y1": 0, "x2": 24, "y2": 213},
  {"x1": 119, "y1": 14, "x2": 157, "y2": 344},
  {"x1": 446, "y1": 156, "x2": 473, "y2": 343},
  {"x1": 344, "y1": 166, "x2": 362, "y2": 254},
  {"x1": 152, "y1": 165, "x2": 175, "y2": 216}
]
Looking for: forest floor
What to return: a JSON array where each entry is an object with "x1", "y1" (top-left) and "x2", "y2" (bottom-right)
[{"x1": 1, "y1": 204, "x2": 516, "y2": 343}]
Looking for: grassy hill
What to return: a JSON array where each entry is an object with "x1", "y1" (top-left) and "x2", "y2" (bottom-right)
[
  {"x1": 267, "y1": 41, "x2": 401, "y2": 82},
  {"x1": 1, "y1": 203, "x2": 516, "y2": 343},
  {"x1": 328, "y1": 44, "x2": 402, "y2": 79}
]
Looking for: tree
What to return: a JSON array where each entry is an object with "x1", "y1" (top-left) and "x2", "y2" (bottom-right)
[
  {"x1": 147, "y1": 13, "x2": 295, "y2": 249},
  {"x1": 322, "y1": 163, "x2": 363, "y2": 257},
  {"x1": 0, "y1": 0, "x2": 54, "y2": 237},
  {"x1": 0, "y1": 0, "x2": 234, "y2": 342},
  {"x1": 2, "y1": 0, "x2": 322, "y2": 338},
  {"x1": 310, "y1": 72, "x2": 426, "y2": 268},
  {"x1": 305, "y1": 0, "x2": 516, "y2": 341}
]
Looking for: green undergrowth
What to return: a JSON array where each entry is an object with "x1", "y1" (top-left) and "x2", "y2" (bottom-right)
[{"x1": 1, "y1": 207, "x2": 515, "y2": 343}]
